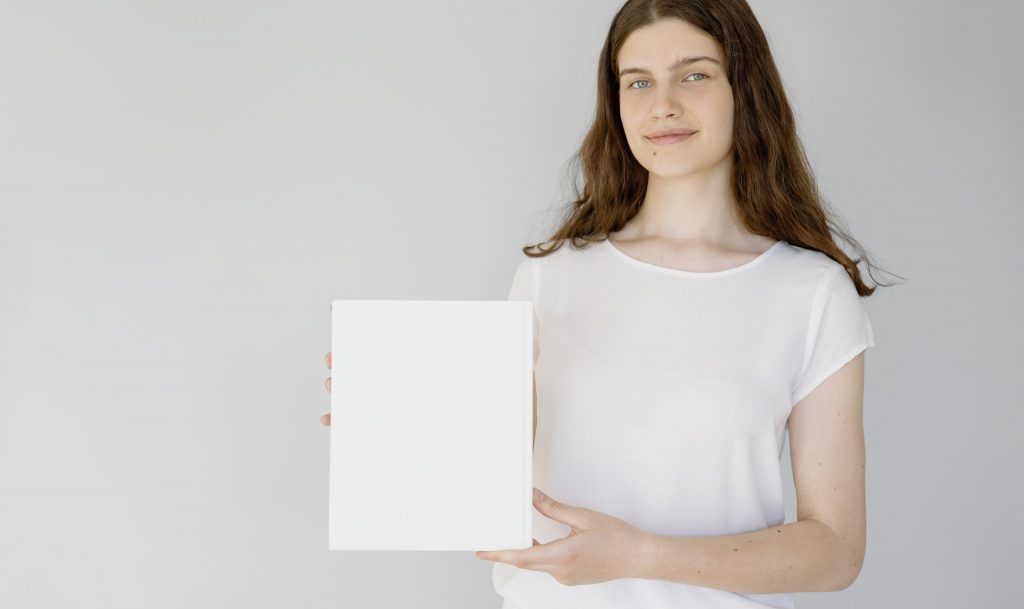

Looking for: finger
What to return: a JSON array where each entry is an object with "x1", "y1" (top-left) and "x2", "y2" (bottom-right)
[
  {"x1": 320, "y1": 413, "x2": 331, "y2": 426},
  {"x1": 325, "y1": 376, "x2": 331, "y2": 393},
  {"x1": 325, "y1": 352, "x2": 332, "y2": 370},
  {"x1": 533, "y1": 538, "x2": 539, "y2": 546}
]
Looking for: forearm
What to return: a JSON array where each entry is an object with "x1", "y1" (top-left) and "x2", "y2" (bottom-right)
[{"x1": 633, "y1": 519, "x2": 853, "y2": 594}]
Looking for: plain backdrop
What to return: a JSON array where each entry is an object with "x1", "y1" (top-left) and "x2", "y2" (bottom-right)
[{"x1": 1, "y1": 1, "x2": 1021, "y2": 607}]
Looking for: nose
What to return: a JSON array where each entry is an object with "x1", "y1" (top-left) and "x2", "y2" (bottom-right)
[{"x1": 649, "y1": 84, "x2": 684, "y2": 120}]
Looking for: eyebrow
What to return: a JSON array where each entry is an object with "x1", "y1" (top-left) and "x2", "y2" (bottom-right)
[{"x1": 617, "y1": 55, "x2": 722, "y2": 78}]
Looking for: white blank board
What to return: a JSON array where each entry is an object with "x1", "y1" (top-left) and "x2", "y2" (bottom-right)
[{"x1": 329, "y1": 299, "x2": 533, "y2": 551}]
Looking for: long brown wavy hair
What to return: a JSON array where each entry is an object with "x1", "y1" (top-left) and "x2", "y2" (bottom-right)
[{"x1": 521, "y1": 0, "x2": 899, "y2": 296}]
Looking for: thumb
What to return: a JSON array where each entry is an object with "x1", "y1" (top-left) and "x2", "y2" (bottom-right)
[{"x1": 532, "y1": 487, "x2": 588, "y2": 530}]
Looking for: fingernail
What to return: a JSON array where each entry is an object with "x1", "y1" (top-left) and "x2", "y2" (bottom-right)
[{"x1": 533, "y1": 488, "x2": 544, "y2": 503}]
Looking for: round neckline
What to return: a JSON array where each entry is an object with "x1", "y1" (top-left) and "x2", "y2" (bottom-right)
[{"x1": 603, "y1": 237, "x2": 785, "y2": 278}]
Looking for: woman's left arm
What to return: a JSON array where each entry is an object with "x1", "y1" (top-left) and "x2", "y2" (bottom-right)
[{"x1": 636, "y1": 352, "x2": 867, "y2": 593}]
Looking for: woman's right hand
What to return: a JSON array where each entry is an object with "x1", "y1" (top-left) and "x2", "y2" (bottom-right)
[{"x1": 321, "y1": 351, "x2": 332, "y2": 426}]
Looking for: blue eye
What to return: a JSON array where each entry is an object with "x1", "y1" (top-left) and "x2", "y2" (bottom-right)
[{"x1": 627, "y1": 73, "x2": 708, "y2": 89}]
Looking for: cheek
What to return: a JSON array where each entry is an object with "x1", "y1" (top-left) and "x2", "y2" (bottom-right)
[
  {"x1": 691, "y1": 98, "x2": 734, "y2": 139},
  {"x1": 712, "y1": 91, "x2": 735, "y2": 130},
  {"x1": 618, "y1": 101, "x2": 633, "y2": 127}
]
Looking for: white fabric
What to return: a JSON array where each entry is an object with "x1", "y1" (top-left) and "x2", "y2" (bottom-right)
[{"x1": 497, "y1": 238, "x2": 875, "y2": 609}]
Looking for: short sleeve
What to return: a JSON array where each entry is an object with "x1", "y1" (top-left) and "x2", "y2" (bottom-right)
[
  {"x1": 506, "y1": 257, "x2": 540, "y2": 367},
  {"x1": 791, "y1": 266, "x2": 875, "y2": 405}
]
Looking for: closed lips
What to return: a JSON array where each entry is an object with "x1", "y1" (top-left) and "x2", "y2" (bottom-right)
[{"x1": 646, "y1": 128, "x2": 697, "y2": 138}]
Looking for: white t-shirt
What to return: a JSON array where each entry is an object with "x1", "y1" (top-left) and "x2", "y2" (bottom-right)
[{"x1": 495, "y1": 237, "x2": 875, "y2": 609}]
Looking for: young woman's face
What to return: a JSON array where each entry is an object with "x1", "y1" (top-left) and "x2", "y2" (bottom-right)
[{"x1": 616, "y1": 18, "x2": 734, "y2": 178}]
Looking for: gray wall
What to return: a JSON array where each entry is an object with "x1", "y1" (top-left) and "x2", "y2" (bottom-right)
[{"x1": 0, "y1": 1, "x2": 1019, "y2": 607}]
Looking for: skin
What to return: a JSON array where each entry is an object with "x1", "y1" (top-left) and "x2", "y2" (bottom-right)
[{"x1": 318, "y1": 17, "x2": 868, "y2": 590}]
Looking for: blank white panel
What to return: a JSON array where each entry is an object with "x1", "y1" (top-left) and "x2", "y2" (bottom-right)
[{"x1": 329, "y1": 299, "x2": 533, "y2": 551}]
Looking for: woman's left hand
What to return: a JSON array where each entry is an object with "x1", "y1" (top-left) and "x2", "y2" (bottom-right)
[{"x1": 475, "y1": 488, "x2": 650, "y2": 586}]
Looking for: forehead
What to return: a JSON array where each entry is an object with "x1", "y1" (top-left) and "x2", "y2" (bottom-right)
[{"x1": 617, "y1": 18, "x2": 721, "y2": 68}]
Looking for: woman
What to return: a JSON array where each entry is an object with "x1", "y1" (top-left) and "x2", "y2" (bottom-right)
[{"x1": 324, "y1": 1, "x2": 894, "y2": 607}]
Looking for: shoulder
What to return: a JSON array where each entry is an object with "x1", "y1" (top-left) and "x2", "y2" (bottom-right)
[
  {"x1": 774, "y1": 241, "x2": 852, "y2": 291},
  {"x1": 775, "y1": 241, "x2": 843, "y2": 273}
]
